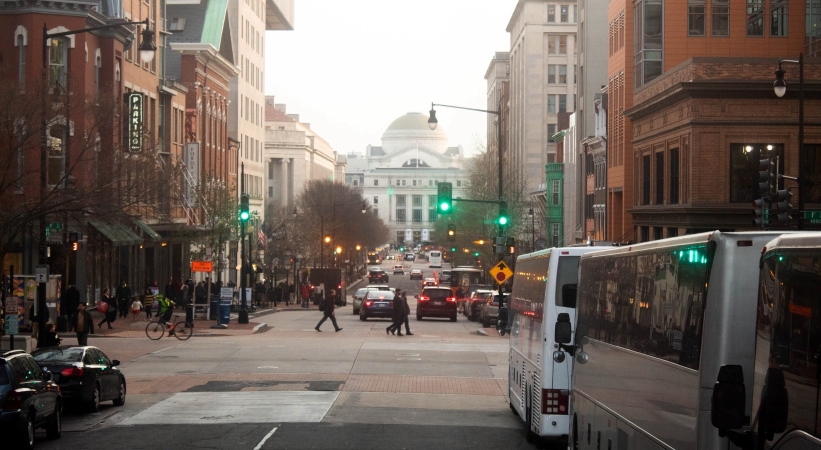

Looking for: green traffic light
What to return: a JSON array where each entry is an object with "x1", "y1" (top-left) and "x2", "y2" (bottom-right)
[
  {"x1": 474, "y1": 252, "x2": 479, "y2": 257},
  {"x1": 499, "y1": 216, "x2": 508, "y2": 226},
  {"x1": 440, "y1": 202, "x2": 449, "y2": 211},
  {"x1": 451, "y1": 247, "x2": 456, "y2": 252},
  {"x1": 240, "y1": 211, "x2": 250, "y2": 221}
]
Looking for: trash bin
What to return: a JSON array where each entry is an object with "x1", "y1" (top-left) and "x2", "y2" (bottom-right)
[
  {"x1": 210, "y1": 295, "x2": 219, "y2": 320},
  {"x1": 219, "y1": 302, "x2": 231, "y2": 324},
  {"x1": 185, "y1": 302, "x2": 194, "y2": 327}
]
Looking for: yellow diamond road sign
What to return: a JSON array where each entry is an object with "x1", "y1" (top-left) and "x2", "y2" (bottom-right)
[{"x1": 489, "y1": 260, "x2": 513, "y2": 285}]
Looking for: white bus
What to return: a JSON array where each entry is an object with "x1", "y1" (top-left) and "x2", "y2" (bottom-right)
[
  {"x1": 428, "y1": 250, "x2": 443, "y2": 268},
  {"x1": 508, "y1": 245, "x2": 611, "y2": 445},
  {"x1": 568, "y1": 231, "x2": 789, "y2": 450},
  {"x1": 712, "y1": 233, "x2": 821, "y2": 449}
]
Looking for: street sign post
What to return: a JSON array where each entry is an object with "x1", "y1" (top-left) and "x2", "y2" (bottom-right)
[
  {"x1": 489, "y1": 261, "x2": 513, "y2": 286},
  {"x1": 4, "y1": 297, "x2": 19, "y2": 336},
  {"x1": 35, "y1": 265, "x2": 49, "y2": 283}
]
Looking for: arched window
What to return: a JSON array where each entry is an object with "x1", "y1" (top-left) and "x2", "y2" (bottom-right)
[
  {"x1": 17, "y1": 34, "x2": 25, "y2": 86},
  {"x1": 48, "y1": 124, "x2": 67, "y2": 186},
  {"x1": 49, "y1": 38, "x2": 68, "y2": 87}
]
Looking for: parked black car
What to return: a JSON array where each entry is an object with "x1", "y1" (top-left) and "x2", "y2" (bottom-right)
[
  {"x1": 31, "y1": 346, "x2": 126, "y2": 413},
  {"x1": 0, "y1": 350, "x2": 62, "y2": 449},
  {"x1": 359, "y1": 290, "x2": 395, "y2": 321},
  {"x1": 368, "y1": 267, "x2": 389, "y2": 284}
]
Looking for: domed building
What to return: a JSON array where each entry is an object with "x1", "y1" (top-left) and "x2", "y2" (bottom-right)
[{"x1": 346, "y1": 113, "x2": 470, "y2": 246}]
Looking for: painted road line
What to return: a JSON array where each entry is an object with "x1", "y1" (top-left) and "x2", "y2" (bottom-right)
[
  {"x1": 252, "y1": 323, "x2": 267, "y2": 332},
  {"x1": 118, "y1": 391, "x2": 340, "y2": 425},
  {"x1": 253, "y1": 426, "x2": 278, "y2": 450}
]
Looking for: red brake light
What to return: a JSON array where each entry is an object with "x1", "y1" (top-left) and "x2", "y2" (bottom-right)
[
  {"x1": 541, "y1": 389, "x2": 569, "y2": 415},
  {"x1": 61, "y1": 367, "x2": 84, "y2": 378},
  {"x1": 447, "y1": 297, "x2": 456, "y2": 303},
  {"x1": 3, "y1": 389, "x2": 23, "y2": 411},
  {"x1": 365, "y1": 301, "x2": 373, "y2": 306},
  {"x1": 419, "y1": 296, "x2": 429, "y2": 301}
]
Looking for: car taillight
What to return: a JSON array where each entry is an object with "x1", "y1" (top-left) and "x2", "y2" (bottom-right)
[
  {"x1": 365, "y1": 301, "x2": 373, "y2": 306},
  {"x1": 447, "y1": 297, "x2": 456, "y2": 303},
  {"x1": 61, "y1": 367, "x2": 84, "y2": 378},
  {"x1": 541, "y1": 389, "x2": 569, "y2": 415},
  {"x1": 3, "y1": 389, "x2": 23, "y2": 411},
  {"x1": 419, "y1": 296, "x2": 429, "y2": 301}
]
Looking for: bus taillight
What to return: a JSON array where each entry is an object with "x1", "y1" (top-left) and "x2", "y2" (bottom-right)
[{"x1": 542, "y1": 389, "x2": 569, "y2": 415}]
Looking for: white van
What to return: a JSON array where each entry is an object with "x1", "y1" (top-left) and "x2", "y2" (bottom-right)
[{"x1": 508, "y1": 245, "x2": 610, "y2": 445}]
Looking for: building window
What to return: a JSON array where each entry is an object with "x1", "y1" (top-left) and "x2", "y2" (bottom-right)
[
  {"x1": 548, "y1": 35, "x2": 568, "y2": 54},
  {"x1": 729, "y1": 143, "x2": 784, "y2": 203},
  {"x1": 634, "y1": 0, "x2": 663, "y2": 87},
  {"x1": 747, "y1": 0, "x2": 764, "y2": 36},
  {"x1": 48, "y1": 124, "x2": 66, "y2": 186},
  {"x1": 670, "y1": 148, "x2": 680, "y2": 204},
  {"x1": 552, "y1": 223, "x2": 560, "y2": 247},
  {"x1": 640, "y1": 226, "x2": 649, "y2": 242},
  {"x1": 456, "y1": 180, "x2": 461, "y2": 187},
  {"x1": 656, "y1": 152, "x2": 664, "y2": 204},
  {"x1": 17, "y1": 34, "x2": 25, "y2": 86},
  {"x1": 49, "y1": 38, "x2": 67, "y2": 87},
  {"x1": 396, "y1": 209, "x2": 406, "y2": 223},
  {"x1": 428, "y1": 195, "x2": 437, "y2": 222},
  {"x1": 668, "y1": 227, "x2": 678, "y2": 238},
  {"x1": 396, "y1": 195, "x2": 406, "y2": 207},
  {"x1": 374, "y1": 179, "x2": 379, "y2": 186},
  {"x1": 412, "y1": 209, "x2": 422, "y2": 223},
  {"x1": 559, "y1": 95, "x2": 567, "y2": 112},
  {"x1": 374, "y1": 208, "x2": 378, "y2": 216},
  {"x1": 412, "y1": 195, "x2": 422, "y2": 207},
  {"x1": 268, "y1": 187, "x2": 273, "y2": 197},
  {"x1": 654, "y1": 227, "x2": 664, "y2": 240},
  {"x1": 373, "y1": 196, "x2": 378, "y2": 204},
  {"x1": 560, "y1": 5, "x2": 569, "y2": 22},
  {"x1": 712, "y1": 0, "x2": 729, "y2": 36},
  {"x1": 412, "y1": 180, "x2": 417, "y2": 187},
  {"x1": 770, "y1": 0, "x2": 788, "y2": 37},
  {"x1": 559, "y1": 65, "x2": 567, "y2": 83},
  {"x1": 548, "y1": 65, "x2": 556, "y2": 84},
  {"x1": 548, "y1": 5, "x2": 555, "y2": 22},
  {"x1": 548, "y1": 95, "x2": 556, "y2": 114},
  {"x1": 688, "y1": 0, "x2": 706, "y2": 36},
  {"x1": 642, "y1": 155, "x2": 651, "y2": 205},
  {"x1": 552, "y1": 180, "x2": 561, "y2": 205},
  {"x1": 547, "y1": 124, "x2": 557, "y2": 137},
  {"x1": 352, "y1": 179, "x2": 358, "y2": 186}
]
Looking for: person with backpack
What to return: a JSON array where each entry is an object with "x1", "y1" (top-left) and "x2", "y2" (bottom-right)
[{"x1": 315, "y1": 289, "x2": 342, "y2": 332}]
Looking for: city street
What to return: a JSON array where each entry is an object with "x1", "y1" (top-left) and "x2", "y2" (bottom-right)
[{"x1": 34, "y1": 257, "x2": 539, "y2": 450}]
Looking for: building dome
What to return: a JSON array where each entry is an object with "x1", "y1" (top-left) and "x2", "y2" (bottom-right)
[{"x1": 383, "y1": 112, "x2": 447, "y2": 137}]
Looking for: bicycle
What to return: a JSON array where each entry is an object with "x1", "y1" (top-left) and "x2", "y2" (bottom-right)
[{"x1": 145, "y1": 314, "x2": 192, "y2": 340}]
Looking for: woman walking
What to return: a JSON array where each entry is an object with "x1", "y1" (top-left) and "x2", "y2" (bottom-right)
[{"x1": 97, "y1": 288, "x2": 117, "y2": 330}]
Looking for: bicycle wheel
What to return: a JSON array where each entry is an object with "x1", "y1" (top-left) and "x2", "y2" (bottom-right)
[
  {"x1": 145, "y1": 321, "x2": 165, "y2": 340},
  {"x1": 173, "y1": 321, "x2": 192, "y2": 340}
]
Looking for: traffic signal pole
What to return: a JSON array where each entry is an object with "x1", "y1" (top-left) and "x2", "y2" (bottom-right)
[{"x1": 238, "y1": 163, "x2": 249, "y2": 324}]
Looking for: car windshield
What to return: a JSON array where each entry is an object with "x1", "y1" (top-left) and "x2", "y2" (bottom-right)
[
  {"x1": 32, "y1": 348, "x2": 85, "y2": 363},
  {"x1": 355, "y1": 288, "x2": 369, "y2": 297},
  {"x1": 423, "y1": 289, "x2": 451, "y2": 300},
  {"x1": 367, "y1": 292, "x2": 391, "y2": 300}
]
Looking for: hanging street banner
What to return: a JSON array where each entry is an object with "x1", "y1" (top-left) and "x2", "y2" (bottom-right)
[
  {"x1": 126, "y1": 93, "x2": 144, "y2": 153},
  {"x1": 184, "y1": 142, "x2": 200, "y2": 206}
]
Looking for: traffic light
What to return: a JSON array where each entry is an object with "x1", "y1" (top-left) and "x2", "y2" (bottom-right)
[
  {"x1": 773, "y1": 189, "x2": 792, "y2": 225},
  {"x1": 758, "y1": 158, "x2": 774, "y2": 196},
  {"x1": 447, "y1": 224, "x2": 455, "y2": 242},
  {"x1": 239, "y1": 194, "x2": 250, "y2": 222},
  {"x1": 69, "y1": 232, "x2": 79, "y2": 251},
  {"x1": 437, "y1": 182, "x2": 453, "y2": 214},
  {"x1": 506, "y1": 237, "x2": 515, "y2": 255},
  {"x1": 753, "y1": 198, "x2": 767, "y2": 227},
  {"x1": 474, "y1": 251, "x2": 480, "y2": 257},
  {"x1": 498, "y1": 200, "x2": 509, "y2": 227},
  {"x1": 451, "y1": 246, "x2": 457, "y2": 253},
  {"x1": 399, "y1": 246, "x2": 404, "y2": 252}
]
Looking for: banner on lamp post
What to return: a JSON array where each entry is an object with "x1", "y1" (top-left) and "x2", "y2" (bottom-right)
[{"x1": 185, "y1": 143, "x2": 200, "y2": 206}]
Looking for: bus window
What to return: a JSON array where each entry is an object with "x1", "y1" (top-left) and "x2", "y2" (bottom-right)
[{"x1": 555, "y1": 256, "x2": 580, "y2": 307}]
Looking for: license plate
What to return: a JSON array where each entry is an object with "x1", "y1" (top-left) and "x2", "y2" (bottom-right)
[
  {"x1": 433, "y1": 301, "x2": 442, "y2": 305},
  {"x1": 377, "y1": 303, "x2": 385, "y2": 308}
]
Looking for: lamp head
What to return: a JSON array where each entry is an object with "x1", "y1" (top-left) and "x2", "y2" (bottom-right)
[
  {"x1": 324, "y1": 234, "x2": 331, "y2": 244},
  {"x1": 138, "y1": 25, "x2": 157, "y2": 64},
  {"x1": 773, "y1": 67, "x2": 787, "y2": 98},
  {"x1": 428, "y1": 107, "x2": 438, "y2": 130}
]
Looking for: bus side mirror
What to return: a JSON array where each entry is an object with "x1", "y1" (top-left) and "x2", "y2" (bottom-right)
[
  {"x1": 711, "y1": 365, "x2": 745, "y2": 431},
  {"x1": 555, "y1": 312, "x2": 572, "y2": 345},
  {"x1": 759, "y1": 368, "x2": 788, "y2": 437}
]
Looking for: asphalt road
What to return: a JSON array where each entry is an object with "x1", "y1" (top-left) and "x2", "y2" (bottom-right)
[{"x1": 30, "y1": 256, "x2": 549, "y2": 450}]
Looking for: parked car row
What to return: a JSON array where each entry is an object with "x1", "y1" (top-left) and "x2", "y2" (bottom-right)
[{"x1": 1, "y1": 345, "x2": 125, "y2": 449}]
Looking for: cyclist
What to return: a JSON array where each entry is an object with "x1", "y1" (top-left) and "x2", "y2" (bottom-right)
[{"x1": 156, "y1": 294, "x2": 176, "y2": 335}]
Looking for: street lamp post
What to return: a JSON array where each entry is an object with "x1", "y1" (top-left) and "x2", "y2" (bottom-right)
[
  {"x1": 773, "y1": 54, "x2": 805, "y2": 230},
  {"x1": 37, "y1": 19, "x2": 156, "y2": 347},
  {"x1": 320, "y1": 200, "x2": 367, "y2": 269},
  {"x1": 529, "y1": 208, "x2": 535, "y2": 251}
]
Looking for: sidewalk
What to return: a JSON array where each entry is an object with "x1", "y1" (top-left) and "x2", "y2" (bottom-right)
[{"x1": 57, "y1": 309, "x2": 268, "y2": 339}]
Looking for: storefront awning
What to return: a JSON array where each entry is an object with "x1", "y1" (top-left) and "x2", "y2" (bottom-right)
[
  {"x1": 133, "y1": 219, "x2": 161, "y2": 242},
  {"x1": 88, "y1": 220, "x2": 141, "y2": 246}
]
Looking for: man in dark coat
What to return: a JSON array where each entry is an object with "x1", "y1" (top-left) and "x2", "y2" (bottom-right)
[
  {"x1": 116, "y1": 280, "x2": 132, "y2": 319},
  {"x1": 71, "y1": 302, "x2": 94, "y2": 345},
  {"x1": 64, "y1": 284, "x2": 81, "y2": 329},
  {"x1": 315, "y1": 289, "x2": 342, "y2": 332},
  {"x1": 401, "y1": 291, "x2": 413, "y2": 335},
  {"x1": 165, "y1": 278, "x2": 175, "y2": 302},
  {"x1": 195, "y1": 281, "x2": 207, "y2": 304},
  {"x1": 386, "y1": 289, "x2": 405, "y2": 336}
]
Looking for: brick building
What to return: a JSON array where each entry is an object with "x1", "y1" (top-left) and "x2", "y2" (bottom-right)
[{"x1": 608, "y1": 0, "x2": 820, "y2": 243}]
